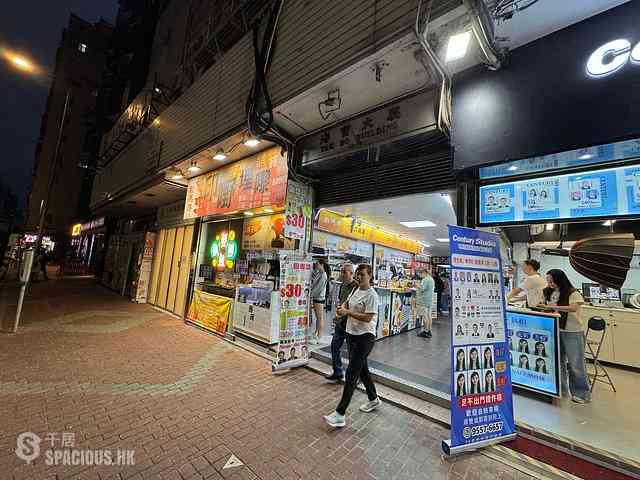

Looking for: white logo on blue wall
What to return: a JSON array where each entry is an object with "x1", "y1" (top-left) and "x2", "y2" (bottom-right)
[{"x1": 586, "y1": 39, "x2": 640, "y2": 77}]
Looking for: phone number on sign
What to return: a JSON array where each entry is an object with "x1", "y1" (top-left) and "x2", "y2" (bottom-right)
[{"x1": 462, "y1": 421, "x2": 504, "y2": 439}]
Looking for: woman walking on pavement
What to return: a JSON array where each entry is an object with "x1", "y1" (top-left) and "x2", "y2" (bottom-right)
[{"x1": 325, "y1": 264, "x2": 380, "y2": 428}]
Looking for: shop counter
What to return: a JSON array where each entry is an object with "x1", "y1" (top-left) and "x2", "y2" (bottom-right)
[
  {"x1": 232, "y1": 284, "x2": 281, "y2": 344},
  {"x1": 581, "y1": 305, "x2": 640, "y2": 368},
  {"x1": 507, "y1": 307, "x2": 561, "y2": 398}
]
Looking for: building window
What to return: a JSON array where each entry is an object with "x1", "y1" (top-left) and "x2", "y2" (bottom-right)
[{"x1": 78, "y1": 43, "x2": 87, "y2": 53}]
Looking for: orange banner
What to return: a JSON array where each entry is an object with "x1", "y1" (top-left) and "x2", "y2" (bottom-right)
[
  {"x1": 316, "y1": 209, "x2": 424, "y2": 254},
  {"x1": 187, "y1": 290, "x2": 233, "y2": 335},
  {"x1": 184, "y1": 147, "x2": 288, "y2": 219}
]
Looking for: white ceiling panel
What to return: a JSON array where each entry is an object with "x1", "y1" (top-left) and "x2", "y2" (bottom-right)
[{"x1": 328, "y1": 191, "x2": 457, "y2": 256}]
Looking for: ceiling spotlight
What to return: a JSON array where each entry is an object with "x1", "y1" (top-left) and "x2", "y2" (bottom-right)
[
  {"x1": 243, "y1": 211, "x2": 254, "y2": 216},
  {"x1": 244, "y1": 136, "x2": 260, "y2": 147},
  {"x1": 170, "y1": 169, "x2": 184, "y2": 180},
  {"x1": 399, "y1": 220, "x2": 436, "y2": 228},
  {"x1": 264, "y1": 207, "x2": 274, "y2": 213},
  {"x1": 445, "y1": 31, "x2": 472, "y2": 62},
  {"x1": 187, "y1": 161, "x2": 200, "y2": 173},
  {"x1": 154, "y1": 86, "x2": 162, "y2": 94},
  {"x1": 579, "y1": 153, "x2": 593, "y2": 160},
  {"x1": 545, "y1": 223, "x2": 555, "y2": 231},
  {"x1": 213, "y1": 150, "x2": 227, "y2": 160},
  {"x1": 507, "y1": 165, "x2": 518, "y2": 171},
  {"x1": 603, "y1": 220, "x2": 616, "y2": 226}
]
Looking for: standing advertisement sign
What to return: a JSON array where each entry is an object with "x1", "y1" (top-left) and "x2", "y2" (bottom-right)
[
  {"x1": 273, "y1": 251, "x2": 313, "y2": 371},
  {"x1": 134, "y1": 232, "x2": 156, "y2": 303},
  {"x1": 443, "y1": 226, "x2": 516, "y2": 455}
]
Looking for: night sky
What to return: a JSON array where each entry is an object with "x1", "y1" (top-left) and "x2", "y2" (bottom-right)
[{"x1": 0, "y1": 1, "x2": 118, "y2": 211}]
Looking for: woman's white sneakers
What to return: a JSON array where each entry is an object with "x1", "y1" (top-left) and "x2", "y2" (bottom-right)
[
  {"x1": 359, "y1": 397, "x2": 381, "y2": 413},
  {"x1": 324, "y1": 411, "x2": 346, "y2": 427}
]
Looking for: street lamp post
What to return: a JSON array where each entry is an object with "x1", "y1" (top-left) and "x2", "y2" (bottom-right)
[{"x1": 35, "y1": 88, "x2": 71, "y2": 251}]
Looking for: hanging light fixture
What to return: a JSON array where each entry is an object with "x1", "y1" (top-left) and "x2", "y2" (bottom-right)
[
  {"x1": 170, "y1": 169, "x2": 184, "y2": 180},
  {"x1": 187, "y1": 160, "x2": 201, "y2": 173},
  {"x1": 244, "y1": 133, "x2": 261, "y2": 147},
  {"x1": 213, "y1": 149, "x2": 227, "y2": 160}
]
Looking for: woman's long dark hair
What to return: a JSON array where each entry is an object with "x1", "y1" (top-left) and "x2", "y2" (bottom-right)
[{"x1": 543, "y1": 269, "x2": 576, "y2": 306}]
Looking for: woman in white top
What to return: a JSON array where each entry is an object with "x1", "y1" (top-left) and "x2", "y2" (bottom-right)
[
  {"x1": 539, "y1": 269, "x2": 591, "y2": 404},
  {"x1": 324, "y1": 264, "x2": 380, "y2": 428}
]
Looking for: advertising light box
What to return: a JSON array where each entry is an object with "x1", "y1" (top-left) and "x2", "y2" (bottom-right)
[{"x1": 479, "y1": 164, "x2": 640, "y2": 225}]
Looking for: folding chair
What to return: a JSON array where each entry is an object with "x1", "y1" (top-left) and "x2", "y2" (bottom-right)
[{"x1": 584, "y1": 316, "x2": 616, "y2": 392}]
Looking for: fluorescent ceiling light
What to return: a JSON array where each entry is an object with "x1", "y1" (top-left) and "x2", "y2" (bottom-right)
[
  {"x1": 579, "y1": 154, "x2": 593, "y2": 160},
  {"x1": 445, "y1": 31, "x2": 472, "y2": 62},
  {"x1": 244, "y1": 211, "x2": 254, "y2": 216},
  {"x1": 213, "y1": 150, "x2": 227, "y2": 160},
  {"x1": 244, "y1": 138, "x2": 260, "y2": 147},
  {"x1": 170, "y1": 170, "x2": 183, "y2": 180},
  {"x1": 187, "y1": 164, "x2": 201, "y2": 173},
  {"x1": 436, "y1": 238, "x2": 449, "y2": 243},
  {"x1": 507, "y1": 165, "x2": 518, "y2": 171},
  {"x1": 399, "y1": 220, "x2": 436, "y2": 228},
  {"x1": 545, "y1": 223, "x2": 555, "y2": 231}
]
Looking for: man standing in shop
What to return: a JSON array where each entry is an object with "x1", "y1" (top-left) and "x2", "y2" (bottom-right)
[
  {"x1": 415, "y1": 267, "x2": 435, "y2": 338},
  {"x1": 326, "y1": 263, "x2": 358, "y2": 383},
  {"x1": 507, "y1": 259, "x2": 546, "y2": 307}
]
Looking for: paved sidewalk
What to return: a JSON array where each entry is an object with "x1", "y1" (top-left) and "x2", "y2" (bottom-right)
[{"x1": 0, "y1": 277, "x2": 536, "y2": 480}]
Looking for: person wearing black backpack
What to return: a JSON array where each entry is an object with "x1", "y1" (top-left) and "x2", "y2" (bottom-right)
[{"x1": 539, "y1": 269, "x2": 590, "y2": 404}]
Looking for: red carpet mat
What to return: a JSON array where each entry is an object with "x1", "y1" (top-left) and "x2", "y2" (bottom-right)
[{"x1": 505, "y1": 436, "x2": 636, "y2": 480}]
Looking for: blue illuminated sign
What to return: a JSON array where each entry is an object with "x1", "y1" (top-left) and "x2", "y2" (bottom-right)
[
  {"x1": 507, "y1": 310, "x2": 560, "y2": 397},
  {"x1": 479, "y1": 164, "x2": 640, "y2": 224}
]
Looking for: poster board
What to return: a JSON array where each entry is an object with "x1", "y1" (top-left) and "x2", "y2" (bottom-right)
[
  {"x1": 187, "y1": 290, "x2": 233, "y2": 335},
  {"x1": 444, "y1": 226, "x2": 516, "y2": 456}
]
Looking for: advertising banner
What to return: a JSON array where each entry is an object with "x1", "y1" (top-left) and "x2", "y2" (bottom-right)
[
  {"x1": 284, "y1": 180, "x2": 312, "y2": 241},
  {"x1": 507, "y1": 309, "x2": 560, "y2": 397},
  {"x1": 187, "y1": 290, "x2": 233, "y2": 335},
  {"x1": 184, "y1": 147, "x2": 288, "y2": 219},
  {"x1": 241, "y1": 214, "x2": 291, "y2": 251},
  {"x1": 443, "y1": 226, "x2": 516, "y2": 456},
  {"x1": 316, "y1": 209, "x2": 425, "y2": 254},
  {"x1": 479, "y1": 164, "x2": 640, "y2": 224},
  {"x1": 273, "y1": 251, "x2": 313, "y2": 371},
  {"x1": 133, "y1": 232, "x2": 156, "y2": 303}
]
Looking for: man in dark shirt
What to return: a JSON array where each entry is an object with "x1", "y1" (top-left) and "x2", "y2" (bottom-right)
[{"x1": 326, "y1": 263, "x2": 358, "y2": 383}]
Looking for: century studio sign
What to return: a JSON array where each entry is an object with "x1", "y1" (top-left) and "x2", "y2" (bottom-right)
[{"x1": 586, "y1": 38, "x2": 640, "y2": 77}]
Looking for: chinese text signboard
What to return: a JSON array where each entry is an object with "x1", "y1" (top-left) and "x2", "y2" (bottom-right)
[
  {"x1": 444, "y1": 226, "x2": 516, "y2": 455},
  {"x1": 274, "y1": 252, "x2": 313, "y2": 371},
  {"x1": 187, "y1": 290, "x2": 233, "y2": 335},
  {"x1": 284, "y1": 180, "x2": 312, "y2": 242},
  {"x1": 184, "y1": 147, "x2": 288, "y2": 219},
  {"x1": 316, "y1": 209, "x2": 424, "y2": 254}
]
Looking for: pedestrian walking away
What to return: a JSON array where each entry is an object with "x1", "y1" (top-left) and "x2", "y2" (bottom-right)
[
  {"x1": 415, "y1": 267, "x2": 435, "y2": 338},
  {"x1": 325, "y1": 264, "x2": 380, "y2": 428},
  {"x1": 325, "y1": 263, "x2": 358, "y2": 383},
  {"x1": 310, "y1": 258, "x2": 329, "y2": 343}
]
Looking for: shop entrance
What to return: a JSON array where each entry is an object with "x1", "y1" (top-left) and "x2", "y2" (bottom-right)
[
  {"x1": 148, "y1": 225, "x2": 194, "y2": 315},
  {"x1": 311, "y1": 191, "x2": 457, "y2": 393}
]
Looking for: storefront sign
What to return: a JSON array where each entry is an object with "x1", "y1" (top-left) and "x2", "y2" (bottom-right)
[
  {"x1": 157, "y1": 200, "x2": 193, "y2": 228},
  {"x1": 312, "y1": 230, "x2": 373, "y2": 258},
  {"x1": 479, "y1": 163, "x2": 640, "y2": 225},
  {"x1": 274, "y1": 252, "x2": 313, "y2": 371},
  {"x1": 242, "y1": 214, "x2": 289, "y2": 251},
  {"x1": 210, "y1": 229, "x2": 238, "y2": 270},
  {"x1": 187, "y1": 290, "x2": 233, "y2": 335},
  {"x1": 301, "y1": 90, "x2": 436, "y2": 165},
  {"x1": 183, "y1": 147, "x2": 288, "y2": 219},
  {"x1": 134, "y1": 232, "x2": 156, "y2": 303},
  {"x1": 316, "y1": 209, "x2": 425, "y2": 254},
  {"x1": 586, "y1": 38, "x2": 640, "y2": 77},
  {"x1": 507, "y1": 310, "x2": 560, "y2": 397},
  {"x1": 71, "y1": 224, "x2": 82, "y2": 236},
  {"x1": 284, "y1": 180, "x2": 312, "y2": 241},
  {"x1": 444, "y1": 226, "x2": 515, "y2": 455}
]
